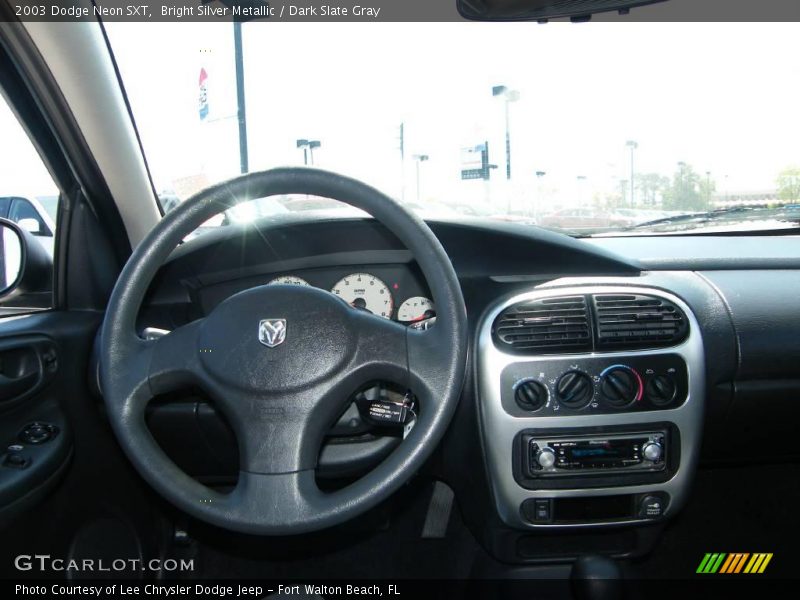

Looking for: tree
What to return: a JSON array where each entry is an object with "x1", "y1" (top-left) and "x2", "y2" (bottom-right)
[
  {"x1": 636, "y1": 173, "x2": 670, "y2": 207},
  {"x1": 663, "y1": 162, "x2": 709, "y2": 211},
  {"x1": 777, "y1": 166, "x2": 800, "y2": 202},
  {"x1": 698, "y1": 173, "x2": 717, "y2": 207}
]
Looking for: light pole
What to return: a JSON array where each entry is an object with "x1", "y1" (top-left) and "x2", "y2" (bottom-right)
[
  {"x1": 675, "y1": 162, "x2": 687, "y2": 209},
  {"x1": 398, "y1": 123, "x2": 405, "y2": 202},
  {"x1": 492, "y1": 85, "x2": 520, "y2": 181},
  {"x1": 577, "y1": 175, "x2": 588, "y2": 208},
  {"x1": 308, "y1": 140, "x2": 320, "y2": 165},
  {"x1": 296, "y1": 139, "x2": 321, "y2": 166},
  {"x1": 626, "y1": 140, "x2": 638, "y2": 207},
  {"x1": 724, "y1": 174, "x2": 729, "y2": 204},
  {"x1": 705, "y1": 171, "x2": 712, "y2": 206},
  {"x1": 296, "y1": 139, "x2": 308, "y2": 165},
  {"x1": 412, "y1": 154, "x2": 429, "y2": 203},
  {"x1": 534, "y1": 170, "x2": 546, "y2": 220},
  {"x1": 233, "y1": 21, "x2": 248, "y2": 174}
]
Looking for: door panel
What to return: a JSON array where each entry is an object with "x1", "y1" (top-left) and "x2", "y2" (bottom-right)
[
  {"x1": 0, "y1": 312, "x2": 91, "y2": 527},
  {"x1": 0, "y1": 311, "x2": 169, "y2": 578}
]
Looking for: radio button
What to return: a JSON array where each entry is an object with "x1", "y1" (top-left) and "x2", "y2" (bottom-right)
[
  {"x1": 536, "y1": 447, "x2": 557, "y2": 469},
  {"x1": 642, "y1": 441, "x2": 663, "y2": 462}
]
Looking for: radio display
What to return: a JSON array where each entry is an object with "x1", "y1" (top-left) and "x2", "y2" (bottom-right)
[
  {"x1": 572, "y1": 447, "x2": 622, "y2": 458},
  {"x1": 559, "y1": 438, "x2": 644, "y2": 464}
]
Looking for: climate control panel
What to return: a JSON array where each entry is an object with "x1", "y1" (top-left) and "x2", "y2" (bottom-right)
[{"x1": 501, "y1": 354, "x2": 688, "y2": 417}]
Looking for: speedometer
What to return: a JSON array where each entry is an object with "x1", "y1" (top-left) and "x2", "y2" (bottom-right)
[
  {"x1": 268, "y1": 275, "x2": 310, "y2": 286},
  {"x1": 330, "y1": 273, "x2": 393, "y2": 319}
]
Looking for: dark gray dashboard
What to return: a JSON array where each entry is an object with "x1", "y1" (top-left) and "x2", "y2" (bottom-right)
[
  {"x1": 588, "y1": 234, "x2": 800, "y2": 270},
  {"x1": 131, "y1": 216, "x2": 800, "y2": 470}
]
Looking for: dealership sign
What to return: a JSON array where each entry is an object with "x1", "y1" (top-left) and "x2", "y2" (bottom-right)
[{"x1": 460, "y1": 142, "x2": 490, "y2": 181}]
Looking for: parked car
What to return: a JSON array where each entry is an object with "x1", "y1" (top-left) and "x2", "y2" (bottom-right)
[
  {"x1": 539, "y1": 207, "x2": 632, "y2": 232},
  {"x1": 612, "y1": 208, "x2": 673, "y2": 226},
  {"x1": 157, "y1": 191, "x2": 181, "y2": 213},
  {"x1": 0, "y1": 195, "x2": 56, "y2": 257}
]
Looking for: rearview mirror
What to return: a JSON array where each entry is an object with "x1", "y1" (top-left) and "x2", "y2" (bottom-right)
[
  {"x1": 457, "y1": 0, "x2": 668, "y2": 21},
  {"x1": 0, "y1": 218, "x2": 53, "y2": 303}
]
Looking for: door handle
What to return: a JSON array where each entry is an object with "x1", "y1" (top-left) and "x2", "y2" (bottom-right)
[
  {"x1": 0, "y1": 338, "x2": 57, "y2": 404},
  {"x1": 0, "y1": 370, "x2": 40, "y2": 401}
]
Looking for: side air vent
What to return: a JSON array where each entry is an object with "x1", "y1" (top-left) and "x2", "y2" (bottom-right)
[
  {"x1": 593, "y1": 294, "x2": 689, "y2": 350},
  {"x1": 492, "y1": 295, "x2": 592, "y2": 354}
]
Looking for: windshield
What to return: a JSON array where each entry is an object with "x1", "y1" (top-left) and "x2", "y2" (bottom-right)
[{"x1": 106, "y1": 22, "x2": 800, "y2": 236}]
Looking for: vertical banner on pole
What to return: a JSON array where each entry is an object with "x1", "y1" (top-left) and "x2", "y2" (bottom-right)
[{"x1": 198, "y1": 67, "x2": 209, "y2": 121}]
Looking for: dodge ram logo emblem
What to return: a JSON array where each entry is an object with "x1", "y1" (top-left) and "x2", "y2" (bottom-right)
[{"x1": 258, "y1": 319, "x2": 287, "y2": 348}]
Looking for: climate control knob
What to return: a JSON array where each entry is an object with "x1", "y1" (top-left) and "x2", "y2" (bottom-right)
[
  {"x1": 599, "y1": 365, "x2": 643, "y2": 409},
  {"x1": 536, "y1": 447, "x2": 557, "y2": 469},
  {"x1": 514, "y1": 379, "x2": 548, "y2": 412},
  {"x1": 555, "y1": 370, "x2": 594, "y2": 409},
  {"x1": 642, "y1": 441, "x2": 663, "y2": 462},
  {"x1": 645, "y1": 375, "x2": 678, "y2": 407}
]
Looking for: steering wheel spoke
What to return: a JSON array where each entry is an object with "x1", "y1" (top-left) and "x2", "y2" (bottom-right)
[
  {"x1": 349, "y1": 309, "x2": 410, "y2": 387},
  {"x1": 148, "y1": 319, "x2": 205, "y2": 395},
  {"x1": 220, "y1": 469, "x2": 324, "y2": 534},
  {"x1": 406, "y1": 326, "x2": 454, "y2": 413},
  {"x1": 349, "y1": 308, "x2": 455, "y2": 422},
  {"x1": 216, "y1": 385, "x2": 328, "y2": 475}
]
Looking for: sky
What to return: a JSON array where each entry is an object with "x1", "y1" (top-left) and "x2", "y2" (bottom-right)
[
  {"x1": 5, "y1": 21, "x2": 799, "y2": 212},
  {"x1": 0, "y1": 100, "x2": 59, "y2": 197}
]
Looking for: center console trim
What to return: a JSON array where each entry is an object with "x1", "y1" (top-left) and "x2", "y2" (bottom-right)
[{"x1": 476, "y1": 283, "x2": 705, "y2": 529}]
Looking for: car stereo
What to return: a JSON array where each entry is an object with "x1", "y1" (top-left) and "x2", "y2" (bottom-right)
[{"x1": 524, "y1": 431, "x2": 666, "y2": 478}]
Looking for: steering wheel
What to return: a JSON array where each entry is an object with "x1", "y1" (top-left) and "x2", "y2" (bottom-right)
[{"x1": 100, "y1": 168, "x2": 467, "y2": 535}]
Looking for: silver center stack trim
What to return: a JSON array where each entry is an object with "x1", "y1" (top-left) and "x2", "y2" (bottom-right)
[{"x1": 476, "y1": 283, "x2": 705, "y2": 529}]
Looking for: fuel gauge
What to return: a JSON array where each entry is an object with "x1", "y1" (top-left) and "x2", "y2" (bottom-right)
[{"x1": 398, "y1": 296, "x2": 435, "y2": 323}]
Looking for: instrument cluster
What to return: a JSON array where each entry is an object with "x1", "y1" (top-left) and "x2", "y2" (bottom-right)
[{"x1": 264, "y1": 269, "x2": 435, "y2": 325}]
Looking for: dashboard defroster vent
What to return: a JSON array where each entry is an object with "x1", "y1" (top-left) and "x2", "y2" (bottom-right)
[
  {"x1": 593, "y1": 294, "x2": 688, "y2": 350},
  {"x1": 492, "y1": 295, "x2": 592, "y2": 354}
]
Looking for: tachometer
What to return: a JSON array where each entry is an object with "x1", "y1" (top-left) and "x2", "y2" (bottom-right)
[
  {"x1": 331, "y1": 273, "x2": 393, "y2": 319},
  {"x1": 268, "y1": 275, "x2": 310, "y2": 286},
  {"x1": 398, "y1": 296, "x2": 435, "y2": 322}
]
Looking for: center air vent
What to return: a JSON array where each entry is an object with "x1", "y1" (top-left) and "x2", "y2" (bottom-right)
[
  {"x1": 593, "y1": 294, "x2": 688, "y2": 350},
  {"x1": 492, "y1": 291, "x2": 691, "y2": 355},
  {"x1": 492, "y1": 295, "x2": 592, "y2": 354}
]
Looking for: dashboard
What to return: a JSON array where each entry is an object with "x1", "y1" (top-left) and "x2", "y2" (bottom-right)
[
  {"x1": 123, "y1": 213, "x2": 800, "y2": 563},
  {"x1": 198, "y1": 265, "x2": 435, "y2": 325}
]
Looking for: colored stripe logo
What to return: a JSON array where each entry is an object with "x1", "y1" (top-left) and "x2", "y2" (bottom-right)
[{"x1": 697, "y1": 553, "x2": 773, "y2": 574}]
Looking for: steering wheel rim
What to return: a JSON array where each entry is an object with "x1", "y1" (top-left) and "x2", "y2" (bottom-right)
[{"x1": 100, "y1": 168, "x2": 468, "y2": 535}]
